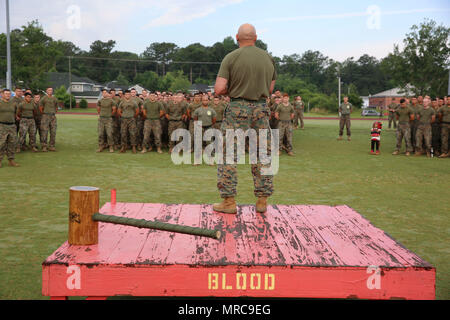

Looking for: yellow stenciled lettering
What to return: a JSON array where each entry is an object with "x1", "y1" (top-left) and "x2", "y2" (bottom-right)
[
  {"x1": 250, "y1": 273, "x2": 261, "y2": 290},
  {"x1": 222, "y1": 273, "x2": 232, "y2": 290},
  {"x1": 208, "y1": 273, "x2": 219, "y2": 290},
  {"x1": 236, "y1": 273, "x2": 247, "y2": 290},
  {"x1": 265, "y1": 273, "x2": 275, "y2": 290}
]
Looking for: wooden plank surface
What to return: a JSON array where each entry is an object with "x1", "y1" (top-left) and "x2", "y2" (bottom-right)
[{"x1": 44, "y1": 203, "x2": 432, "y2": 268}]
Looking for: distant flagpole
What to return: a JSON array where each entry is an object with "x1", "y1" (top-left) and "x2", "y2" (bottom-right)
[{"x1": 6, "y1": 0, "x2": 12, "y2": 89}]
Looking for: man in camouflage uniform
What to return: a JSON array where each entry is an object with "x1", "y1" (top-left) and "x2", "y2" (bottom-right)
[
  {"x1": 392, "y1": 98, "x2": 414, "y2": 156},
  {"x1": 338, "y1": 96, "x2": 353, "y2": 141},
  {"x1": 275, "y1": 93, "x2": 295, "y2": 156},
  {"x1": 431, "y1": 99, "x2": 441, "y2": 156},
  {"x1": 33, "y1": 94, "x2": 42, "y2": 147},
  {"x1": 110, "y1": 89, "x2": 122, "y2": 150},
  {"x1": 409, "y1": 97, "x2": 422, "y2": 153},
  {"x1": 12, "y1": 87, "x2": 23, "y2": 134},
  {"x1": 211, "y1": 95, "x2": 225, "y2": 130},
  {"x1": 387, "y1": 98, "x2": 398, "y2": 129},
  {"x1": 187, "y1": 93, "x2": 202, "y2": 150},
  {"x1": 213, "y1": 23, "x2": 276, "y2": 214},
  {"x1": 16, "y1": 92, "x2": 38, "y2": 153},
  {"x1": 0, "y1": 89, "x2": 20, "y2": 167},
  {"x1": 142, "y1": 92, "x2": 165, "y2": 154},
  {"x1": 166, "y1": 93, "x2": 187, "y2": 153},
  {"x1": 96, "y1": 89, "x2": 117, "y2": 153},
  {"x1": 130, "y1": 88, "x2": 144, "y2": 151},
  {"x1": 118, "y1": 90, "x2": 139, "y2": 153},
  {"x1": 437, "y1": 97, "x2": 450, "y2": 158},
  {"x1": 293, "y1": 96, "x2": 305, "y2": 129},
  {"x1": 39, "y1": 87, "x2": 58, "y2": 152},
  {"x1": 414, "y1": 96, "x2": 435, "y2": 157}
]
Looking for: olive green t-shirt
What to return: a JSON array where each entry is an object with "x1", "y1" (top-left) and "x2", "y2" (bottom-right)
[
  {"x1": 211, "y1": 103, "x2": 225, "y2": 122},
  {"x1": 409, "y1": 104, "x2": 423, "y2": 117},
  {"x1": 11, "y1": 96, "x2": 23, "y2": 110},
  {"x1": 388, "y1": 103, "x2": 398, "y2": 112},
  {"x1": 339, "y1": 102, "x2": 353, "y2": 115},
  {"x1": 97, "y1": 98, "x2": 116, "y2": 117},
  {"x1": 417, "y1": 107, "x2": 435, "y2": 125},
  {"x1": 18, "y1": 101, "x2": 36, "y2": 118},
  {"x1": 166, "y1": 102, "x2": 186, "y2": 121},
  {"x1": 294, "y1": 101, "x2": 304, "y2": 111},
  {"x1": 217, "y1": 46, "x2": 276, "y2": 101},
  {"x1": 193, "y1": 107, "x2": 217, "y2": 127},
  {"x1": 132, "y1": 96, "x2": 143, "y2": 108},
  {"x1": 275, "y1": 103, "x2": 295, "y2": 121},
  {"x1": 396, "y1": 106, "x2": 413, "y2": 123},
  {"x1": 119, "y1": 99, "x2": 138, "y2": 118},
  {"x1": 0, "y1": 99, "x2": 17, "y2": 123},
  {"x1": 143, "y1": 100, "x2": 164, "y2": 120},
  {"x1": 188, "y1": 102, "x2": 202, "y2": 115},
  {"x1": 40, "y1": 95, "x2": 59, "y2": 114},
  {"x1": 438, "y1": 105, "x2": 450, "y2": 122}
]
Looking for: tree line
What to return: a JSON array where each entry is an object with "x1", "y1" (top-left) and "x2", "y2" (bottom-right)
[{"x1": 0, "y1": 19, "x2": 448, "y2": 112}]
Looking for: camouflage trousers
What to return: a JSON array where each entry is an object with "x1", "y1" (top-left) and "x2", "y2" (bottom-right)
[
  {"x1": 18, "y1": 118, "x2": 37, "y2": 148},
  {"x1": 136, "y1": 117, "x2": 144, "y2": 146},
  {"x1": 0, "y1": 124, "x2": 17, "y2": 161},
  {"x1": 40, "y1": 114, "x2": 57, "y2": 148},
  {"x1": 431, "y1": 123, "x2": 441, "y2": 154},
  {"x1": 212, "y1": 121, "x2": 222, "y2": 130},
  {"x1": 168, "y1": 120, "x2": 184, "y2": 149},
  {"x1": 415, "y1": 124, "x2": 432, "y2": 153},
  {"x1": 388, "y1": 112, "x2": 397, "y2": 129},
  {"x1": 339, "y1": 114, "x2": 351, "y2": 136},
  {"x1": 395, "y1": 123, "x2": 413, "y2": 152},
  {"x1": 217, "y1": 100, "x2": 273, "y2": 199},
  {"x1": 143, "y1": 119, "x2": 162, "y2": 148},
  {"x1": 441, "y1": 123, "x2": 450, "y2": 154},
  {"x1": 112, "y1": 117, "x2": 121, "y2": 146},
  {"x1": 294, "y1": 110, "x2": 304, "y2": 129},
  {"x1": 278, "y1": 120, "x2": 293, "y2": 152},
  {"x1": 121, "y1": 118, "x2": 137, "y2": 146},
  {"x1": 98, "y1": 117, "x2": 114, "y2": 147},
  {"x1": 410, "y1": 120, "x2": 418, "y2": 152},
  {"x1": 34, "y1": 116, "x2": 42, "y2": 145}
]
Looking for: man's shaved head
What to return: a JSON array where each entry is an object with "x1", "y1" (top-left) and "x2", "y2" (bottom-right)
[{"x1": 237, "y1": 23, "x2": 257, "y2": 42}]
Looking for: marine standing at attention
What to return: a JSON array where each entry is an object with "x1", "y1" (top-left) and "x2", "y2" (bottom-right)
[{"x1": 213, "y1": 23, "x2": 276, "y2": 214}]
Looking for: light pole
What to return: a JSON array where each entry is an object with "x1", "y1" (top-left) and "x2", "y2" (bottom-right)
[{"x1": 5, "y1": 0, "x2": 12, "y2": 90}]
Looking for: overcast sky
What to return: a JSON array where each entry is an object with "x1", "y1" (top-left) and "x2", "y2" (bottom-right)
[{"x1": 1, "y1": 0, "x2": 449, "y2": 61}]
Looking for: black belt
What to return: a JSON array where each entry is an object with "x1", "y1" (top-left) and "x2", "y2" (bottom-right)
[
  {"x1": 215, "y1": 120, "x2": 222, "y2": 123},
  {"x1": 230, "y1": 98, "x2": 266, "y2": 104},
  {"x1": 0, "y1": 122, "x2": 15, "y2": 125},
  {"x1": 21, "y1": 117, "x2": 34, "y2": 119},
  {"x1": 169, "y1": 119, "x2": 182, "y2": 122}
]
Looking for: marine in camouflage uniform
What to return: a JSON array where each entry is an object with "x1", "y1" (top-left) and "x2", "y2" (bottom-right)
[
  {"x1": 275, "y1": 95, "x2": 295, "y2": 155},
  {"x1": 213, "y1": 23, "x2": 276, "y2": 214},
  {"x1": 211, "y1": 96, "x2": 225, "y2": 130},
  {"x1": 293, "y1": 96, "x2": 305, "y2": 129},
  {"x1": 110, "y1": 90, "x2": 122, "y2": 150},
  {"x1": 166, "y1": 94, "x2": 187, "y2": 152},
  {"x1": 118, "y1": 91, "x2": 139, "y2": 153},
  {"x1": 96, "y1": 90, "x2": 117, "y2": 153},
  {"x1": 188, "y1": 94, "x2": 202, "y2": 150},
  {"x1": 0, "y1": 89, "x2": 20, "y2": 167},
  {"x1": 437, "y1": 98, "x2": 450, "y2": 158},
  {"x1": 414, "y1": 98, "x2": 435, "y2": 157},
  {"x1": 33, "y1": 94, "x2": 42, "y2": 146},
  {"x1": 338, "y1": 97, "x2": 352, "y2": 141},
  {"x1": 387, "y1": 99, "x2": 398, "y2": 129},
  {"x1": 409, "y1": 98, "x2": 422, "y2": 153},
  {"x1": 431, "y1": 100, "x2": 441, "y2": 156},
  {"x1": 39, "y1": 88, "x2": 58, "y2": 152},
  {"x1": 11, "y1": 89, "x2": 23, "y2": 134},
  {"x1": 142, "y1": 94, "x2": 165, "y2": 153},
  {"x1": 16, "y1": 93, "x2": 38, "y2": 152},
  {"x1": 131, "y1": 90, "x2": 144, "y2": 150},
  {"x1": 392, "y1": 99, "x2": 414, "y2": 156}
]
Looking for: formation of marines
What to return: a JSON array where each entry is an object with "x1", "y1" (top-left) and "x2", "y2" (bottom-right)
[
  {"x1": 388, "y1": 95, "x2": 450, "y2": 158},
  {"x1": 0, "y1": 86, "x2": 59, "y2": 168}
]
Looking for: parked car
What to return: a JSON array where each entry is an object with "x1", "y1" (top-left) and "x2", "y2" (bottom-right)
[{"x1": 361, "y1": 108, "x2": 382, "y2": 117}]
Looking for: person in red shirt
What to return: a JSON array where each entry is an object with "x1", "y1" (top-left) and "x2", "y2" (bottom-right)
[{"x1": 370, "y1": 121, "x2": 382, "y2": 155}]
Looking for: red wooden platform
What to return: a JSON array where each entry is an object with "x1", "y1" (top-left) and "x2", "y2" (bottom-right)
[{"x1": 42, "y1": 203, "x2": 435, "y2": 300}]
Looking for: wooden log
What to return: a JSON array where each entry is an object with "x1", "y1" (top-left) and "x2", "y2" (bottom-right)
[{"x1": 68, "y1": 186, "x2": 99, "y2": 245}]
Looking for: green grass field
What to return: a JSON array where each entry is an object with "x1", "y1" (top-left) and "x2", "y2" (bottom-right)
[{"x1": 0, "y1": 115, "x2": 448, "y2": 299}]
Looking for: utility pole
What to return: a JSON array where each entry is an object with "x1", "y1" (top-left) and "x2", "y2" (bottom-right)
[
  {"x1": 448, "y1": 69, "x2": 450, "y2": 95},
  {"x1": 69, "y1": 56, "x2": 72, "y2": 110},
  {"x1": 6, "y1": 0, "x2": 12, "y2": 90},
  {"x1": 338, "y1": 76, "x2": 341, "y2": 110}
]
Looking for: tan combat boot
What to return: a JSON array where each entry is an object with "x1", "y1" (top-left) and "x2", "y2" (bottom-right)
[
  {"x1": 347, "y1": 137, "x2": 351, "y2": 141},
  {"x1": 438, "y1": 153, "x2": 448, "y2": 158},
  {"x1": 256, "y1": 197, "x2": 268, "y2": 213},
  {"x1": 213, "y1": 197, "x2": 237, "y2": 214},
  {"x1": 141, "y1": 147, "x2": 147, "y2": 154},
  {"x1": 8, "y1": 160, "x2": 20, "y2": 167},
  {"x1": 157, "y1": 147, "x2": 163, "y2": 154},
  {"x1": 96, "y1": 145, "x2": 104, "y2": 153},
  {"x1": 405, "y1": 152, "x2": 411, "y2": 156},
  {"x1": 49, "y1": 147, "x2": 56, "y2": 152},
  {"x1": 32, "y1": 147, "x2": 38, "y2": 152},
  {"x1": 337, "y1": 136, "x2": 343, "y2": 141},
  {"x1": 15, "y1": 147, "x2": 21, "y2": 153},
  {"x1": 109, "y1": 146, "x2": 114, "y2": 153},
  {"x1": 414, "y1": 151, "x2": 422, "y2": 157},
  {"x1": 287, "y1": 151, "x2": 294, "y2": 156},
  {"x1": 392, "y1": 150, "x2": 399, "y2": 155},
  {"x1": 132, "y1": 145, "x2": 137, "y2": 154},
  {"x1": 120, "y1": 145, "x2": 127, "y2": 153},
  {"x1": 42, "y1": 146, "x2": 48, "y2": 152}
]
